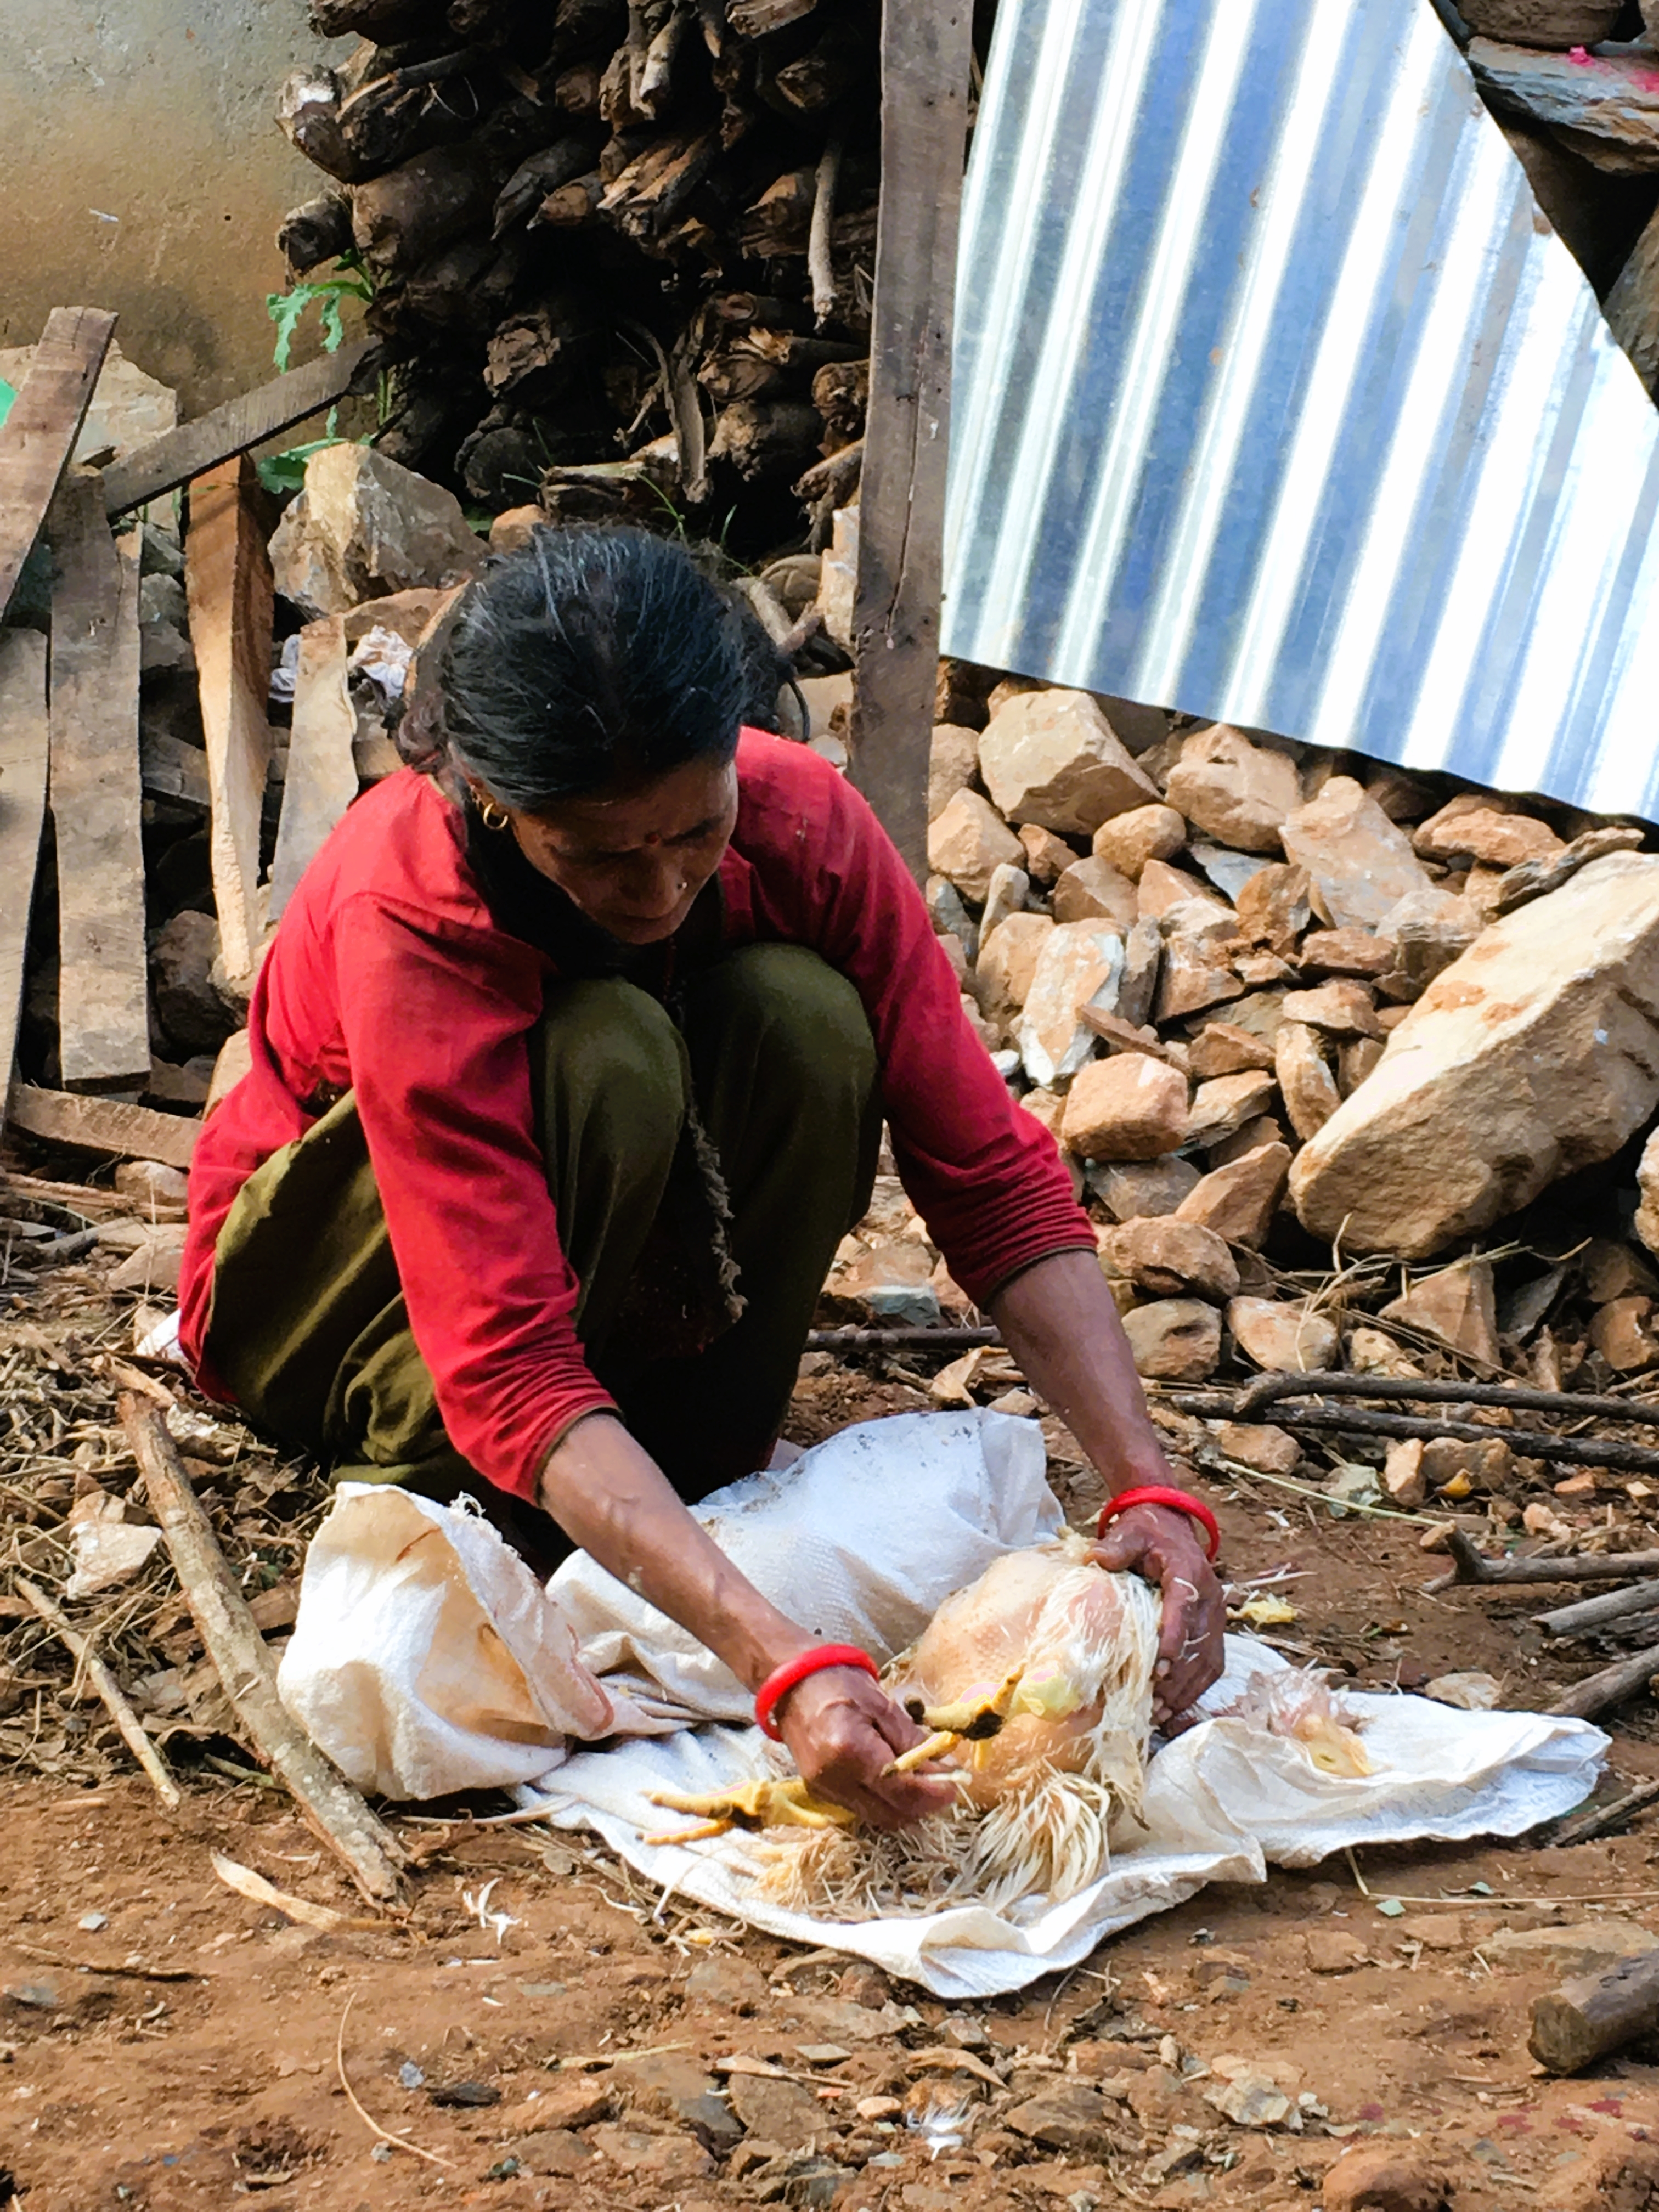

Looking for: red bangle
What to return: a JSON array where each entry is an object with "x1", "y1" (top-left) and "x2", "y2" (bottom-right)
[
  {"x1": 1098, "y1": 1484, "x2": 1221, "y2": 1562},
  {"x1": 754, "y1": 1644, "x2": 879, "y2": 1741}
]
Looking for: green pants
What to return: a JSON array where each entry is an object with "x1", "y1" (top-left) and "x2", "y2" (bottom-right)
[{"x1": 206, "y1": 944, "x2": 881, "y2": 1572}]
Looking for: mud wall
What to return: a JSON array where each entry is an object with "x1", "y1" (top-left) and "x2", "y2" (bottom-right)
[{"x1": 0, "y1": 3, "x2": 344, "y2": 415}]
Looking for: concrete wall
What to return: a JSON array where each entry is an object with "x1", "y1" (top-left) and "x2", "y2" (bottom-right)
[{"x1": 0, "y1": 4, "x2": 348, "y2": 417}]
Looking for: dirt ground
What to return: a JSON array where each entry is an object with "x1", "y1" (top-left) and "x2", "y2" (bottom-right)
[{"x1": 3, "y1": 1360, "x2": 1659, "y2": 2212}]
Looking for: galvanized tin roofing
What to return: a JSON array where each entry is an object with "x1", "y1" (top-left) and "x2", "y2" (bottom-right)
[{"x1": 941, "y1": 0, "x2": 1659, "y2": 819}]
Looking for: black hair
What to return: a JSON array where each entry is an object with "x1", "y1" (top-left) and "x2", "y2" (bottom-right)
[{"x1": 439, "y1": 523, "x2": 756, "y2": 812}]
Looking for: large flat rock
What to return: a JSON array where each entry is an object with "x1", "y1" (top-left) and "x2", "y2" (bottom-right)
[{"x1": 1290, "y1": 854, "x2": 1659, "y2": 1258}]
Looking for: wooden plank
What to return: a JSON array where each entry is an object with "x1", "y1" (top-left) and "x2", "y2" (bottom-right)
[
  {"x1": 0, "y1": 633, "x2": 50, "y2": 1134},
  {"x1": 185, "y1": 455, "x2": 275, "y2": 981},
  {"x1": 5, "y1": 1085, "x2": 198, "y2": 1171},
  {"x1": 47, "y1": 475, "x2": 150, "y2": 1092},
  {"x1": 847, "y1": 0, "x2": 973, "y2": 881},
  {"x1": 0, "y1": 307, "x2": 117, "y2": 626},
  {"x1": 101, "y1": 340, "x2": 374, "y2": 520},
  {"x1": 268, "y1": 614, "x2": 357, "y2": 921}
]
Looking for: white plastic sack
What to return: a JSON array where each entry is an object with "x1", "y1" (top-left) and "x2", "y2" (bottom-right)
[
  {"x1": 276, "y1": 1487, "x2": 637, "y2": 1798},
  {"x1": 519, "y1": 1637, "x2": 1605, "y2": 2000},
  {"x1": 549, "y1": 1408, "x2": 1064, "y2": 1725},
  {"x1": 276, "y1": 1410, "x2": 1607, "y2": 1996},
  {"x1": 279, "y1": 1409, "x2": 1058, "y2": 1792}
]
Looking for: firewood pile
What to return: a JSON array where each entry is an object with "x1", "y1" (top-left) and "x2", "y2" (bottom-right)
[
  {"x1": 274, "y1": 0, "x2": 884, "y2": 557},
  {"x1": 262, "y1": 0, "x2": 1659, "y2": 575}
]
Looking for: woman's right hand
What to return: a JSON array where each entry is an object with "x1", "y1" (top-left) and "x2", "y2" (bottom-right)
[{"x1": 774, "y1": 1665, "x2": 960, "y2": 1830}]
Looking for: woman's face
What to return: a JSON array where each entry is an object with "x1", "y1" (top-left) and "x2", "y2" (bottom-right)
[{"x1": 483, "y1": 755, "x2": 740, "y2": 946}]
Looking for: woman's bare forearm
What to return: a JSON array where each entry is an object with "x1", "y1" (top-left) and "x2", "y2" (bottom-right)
[
  {"x1": 987, "y1": 1249, "x2": 1174, "y2": 1492},
  {"x1": 536, "y1": 1413, "x2": 811, "y2": 1691}
]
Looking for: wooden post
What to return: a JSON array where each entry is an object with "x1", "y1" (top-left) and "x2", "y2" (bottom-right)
[
  {"x1": 0, "y1": 307, "x2": 117, "y2": 627},
  {"x1": 848, "y1": 0, "x2": 973, "y2": 880},
  {"x1": 0, "y1": 633, "x2": 49, "y2": 1128},
  {"x1": 268, "y1": 614, "x2": 357, "y2": 922},
  {"x1": 46, "y1": 476, "x2": 150, "y2": 1092},
  {"x1": 185, "y1": 455, "x2": 275, "y2": 983}
]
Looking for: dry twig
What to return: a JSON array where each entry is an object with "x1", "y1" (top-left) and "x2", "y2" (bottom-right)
[{"x1": 14, "y1": 1575, "x2": 181, "y2": 1810}]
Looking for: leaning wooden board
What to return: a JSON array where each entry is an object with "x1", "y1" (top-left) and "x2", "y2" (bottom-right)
[
  {"x1": 101, "y1": 339, "x2": 374, "y2": 520},
  {"x1": 185, "y1": 455, "x2": 275, "y2": 981},
  {"x1": 0, "y1": 634, "x2": 50, "y2": 1124},
  {"x1": 0, "y1": 307, "x2": 116, "y2": 626},
  {"x1": 46, "y1": 473, "x2": 150, "y2": 1092},
  {"x1": 4, "y1": 1085, "x2": 198, "y2": 1172}
]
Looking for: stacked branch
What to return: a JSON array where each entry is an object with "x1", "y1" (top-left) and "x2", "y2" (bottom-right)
[{"x1": 276, "y1": 0, "x2": 882, "y2": 552}]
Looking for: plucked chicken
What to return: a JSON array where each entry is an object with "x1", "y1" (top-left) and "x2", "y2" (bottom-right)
[{"x1": 649, "y1": 1531, "x2": 1163, "y2": 1917}]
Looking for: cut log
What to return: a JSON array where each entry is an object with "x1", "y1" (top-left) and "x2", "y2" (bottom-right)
[
  {"x1": 101, "y1": 341, "x2": 376, "y2": 518},
  {"x1": 46, "y1": 477, "x2": 150, "y2": 1092},
  {"x1": 730, "y1": 0, "x2": 816, "y2": 29},
  {"x1": 0, "y1": 633, "x2": 48, "y2": 1130},
  {"x1": 278, "y1": 191, "x2": 356, "y2": 275},
  {"x1": 849, "y1": 0, "x2": 972, "y2": 880},
  {"x1": 269, "y1": 616, "x2": 357, "y2": 921},
  {"x1": 351, "y1": 142, "x2": 499, "y2": 276},
  {"x1": 1548, "y1": 1639, "x2": 1659, "y2": 1719},
  {"x1": 0, "y1": 306, "x2": 117, "y2": 625},
  {"x1": 766, "y1": 18, "x2": 867, "y2": 114},
  {"x1": 5, "y1": 1085, "x2": 199, "y2": 1171},
  {"x1": 1537, "y1": 1578, "x2": 1659, "y2": 1634},
  {"x1": 708, "y1": 399, "x2": 823, "y2": 479},
  {"x1": 1468, "y1": 39, "x2": 1659, "y2": 169},
  {"x1": 185, "y1": 456, "x2": 275, "y2": 983},
  {"x1": 121, "y1": 1395, "x2": 405, "y2": 1902},
  {"x1": 1530, "y1": 1946, "x2": 1659, "y2": 2072},
  {"x1": 1606, "y1": 199, "x2": 1659, "y2": 392}
]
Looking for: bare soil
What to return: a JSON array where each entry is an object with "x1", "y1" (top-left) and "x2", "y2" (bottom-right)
[{"x1": 3, "y1": 1362, "x2": 1659, "y2": 2212}]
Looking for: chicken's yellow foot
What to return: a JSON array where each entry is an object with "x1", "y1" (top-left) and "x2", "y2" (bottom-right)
[
  {"x1": 642, "y1": 1776, "x2": 857, "y2": 1843},
  {"x1": 904, "y1": 1667, "x2": 1025, "y2": 1741}
]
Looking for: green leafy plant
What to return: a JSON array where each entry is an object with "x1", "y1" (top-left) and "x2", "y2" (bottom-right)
[{"x1": 258, "y1": 257, "x2": 376, "y2": 495}]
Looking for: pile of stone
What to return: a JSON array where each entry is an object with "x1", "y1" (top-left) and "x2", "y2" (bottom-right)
[{"x1": 878, "y1": 667, "x2": 1659, "y2": 1414}]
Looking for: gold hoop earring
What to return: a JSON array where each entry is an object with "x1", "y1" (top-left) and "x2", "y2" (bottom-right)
[{"x1": 478, "y1": 798, "x2": 510, "y2": 832}]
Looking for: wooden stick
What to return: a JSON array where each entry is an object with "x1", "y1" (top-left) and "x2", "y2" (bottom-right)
[
  {"x1": 0, "y1": 306, "x2": 117, "y2": 625},
  {"x1": 1550, "y1": 1776, "x2": 1659, "y2": 1849},
  {"x1": 808, "y1": 131, "x2": 843, "y2": 326},
  {"x1": 1427, "y1": 1528, "x2": 1659, "y2": 1593},
  {"x1": 46, "y1": 477, "x2": 150, "y2": 1091},
  {"x1": 120, "y1": 1393, "x2": 406, "y2": 1903},
  {"x1": 848, "y1": 0, "x2": 972, "y2": 878},
  {"x1": 1547, "y1": 1640, "x2": 1659, "y2": 1720},
  {"x1": 1530, "y1": 1946, "x2": 1659, "y2": 2074},
  {"x1": 14, "y1": 1576, "x2": 181, "y2": 1812},
  {"x1": 1537, "y1": 1579, "x2": 1659, "y2": 1635},
  {"x1": 101, "y1": 340, "x2": 375, "y2": 518}
]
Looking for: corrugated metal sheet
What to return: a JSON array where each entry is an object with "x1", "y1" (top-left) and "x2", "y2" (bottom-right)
[{"x1": 941, "y1": 0, "x2": 1659, "y2": 820}]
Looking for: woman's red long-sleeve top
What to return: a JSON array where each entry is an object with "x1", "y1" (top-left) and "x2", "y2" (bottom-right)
[{"x1": 178, "y1": 732, "x2": 1096, "y2": 1500}]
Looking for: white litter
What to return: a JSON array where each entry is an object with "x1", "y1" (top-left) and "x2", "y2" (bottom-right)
[{"x1": 276, "y1": 1410, "x2": 1607, "y2": 1997}]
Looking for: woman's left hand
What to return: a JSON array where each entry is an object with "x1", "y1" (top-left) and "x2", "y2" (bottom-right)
[{"x1": 1090, "y1": 1502, "x2": 1226, "y2": 1730}]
